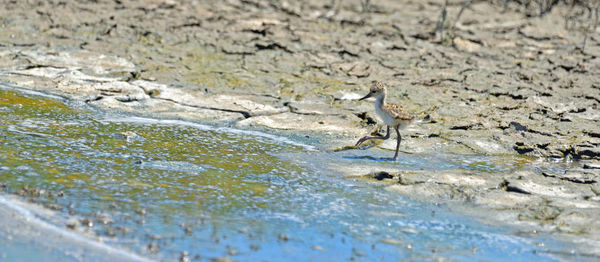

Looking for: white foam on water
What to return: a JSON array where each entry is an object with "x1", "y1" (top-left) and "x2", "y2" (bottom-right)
[
  {"x1": 140, "y1": 160, "x2": 210, "y2": 173},
  {"x1": 0, "y1": 195, "x2": 154, "y2": 262},
  {"x1": 104, "y1": 116, "x2": 317, "y2": 151},
  {"x1": 0, "y1": 83, "x2": 317, "y2": 151}
]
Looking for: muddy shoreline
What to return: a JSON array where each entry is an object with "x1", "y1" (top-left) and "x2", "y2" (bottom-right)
[
  {"x1": 0, "y1": 0, "x2": 599, "y2": 259},
  {"x1": 0, "y1": 194, "x2": 149, "y2": 261}
]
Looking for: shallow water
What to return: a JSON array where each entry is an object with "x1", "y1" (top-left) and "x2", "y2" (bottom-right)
[{"x1": 0, "y1": 86, "x2": 570, "y2": 261}]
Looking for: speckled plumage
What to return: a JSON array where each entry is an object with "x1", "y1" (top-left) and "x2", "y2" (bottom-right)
[
  {"x1": 356, "y1": 81, "x2": 414, "y2": 160},
  {"x1": 379, "y1": 103, "x2": 414, "y2": 126}
]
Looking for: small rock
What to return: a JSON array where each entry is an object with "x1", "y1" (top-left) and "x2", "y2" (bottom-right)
[
  {"x1": 278, "y1": 233, "x2": 289, "y2": 241},
  {"x1": 371, "y1": 171, "x2": 393, "y2": 180},
  {"x1": 81, "y1": 218, "x2": 94, "y2": 227},
  {"x1": 312, "y1": 245, "x2": 324, "y2": 250},
  {"x1": 508, "y1": 121, "x2": 527, "y2": 131},
  {"x1": 66, "y1": 218, "x2": 78, "y2": 230},
  {"x1": 514, "y1": 142, "x2": 535, "y2": 154},
  {"x1": 182, "y1": 224, "x2": 193, "y2": 235},
  {"x1": 179, "y1": 251, "x2": 190, "y2": 262},
  {"x1": 498, "y1": 179, "x2": 531, "y2": 195},
  {"x1": 227, "y1": 247, "x2": 238, "y2": 256},
  {"x1": 147, "y1": 242, "x2": 160, "y2": 253}
]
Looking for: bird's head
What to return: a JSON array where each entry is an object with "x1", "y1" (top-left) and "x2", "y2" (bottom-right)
[{"x1": 359, "y1": 81, "x2": 386, "y2": 101}]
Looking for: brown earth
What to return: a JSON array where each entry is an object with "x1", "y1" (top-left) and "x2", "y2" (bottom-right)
[{"x1": 0, "y1": 0, "x2": 599, "y2": 258}]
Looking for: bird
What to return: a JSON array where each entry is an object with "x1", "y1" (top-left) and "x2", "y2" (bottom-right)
[{"x1": 355, "y1": 81, "x2": 415, "y2": 161}]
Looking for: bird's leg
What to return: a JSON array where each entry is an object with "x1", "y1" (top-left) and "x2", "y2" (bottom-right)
[
  {"x1": 355, "y1": 126, "x2": 390, "y2": 146},
  {"x1": 393, "y1": 127, "x2": 401, "y2": 161}
]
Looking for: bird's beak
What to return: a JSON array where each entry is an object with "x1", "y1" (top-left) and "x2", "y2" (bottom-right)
[{"x1": 359, "y1": 92, "x2": 372, "y2": 101}]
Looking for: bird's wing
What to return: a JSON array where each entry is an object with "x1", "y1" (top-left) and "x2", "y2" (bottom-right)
[{"x1": 386, "y1": 103, "x2": 414, "y2": 120}]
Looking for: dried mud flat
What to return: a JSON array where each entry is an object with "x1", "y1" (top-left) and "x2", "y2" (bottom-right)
[{"x1": 0, "y1": 0, "x2": 599, "y2": 258}]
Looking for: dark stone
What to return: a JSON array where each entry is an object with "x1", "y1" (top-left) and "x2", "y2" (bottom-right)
[
  {"x1": 509, "y1": 121, "x2": 527, "y2": 131},
  {"x1": 372, "y1": 171, "x2": 393, "y2": 180},
  {"x1": 514, "y1": 142, "x2": 535, "y2": 154},
  {"x1": 498, "y1": 179, "x2": 531, "y2": 194}
]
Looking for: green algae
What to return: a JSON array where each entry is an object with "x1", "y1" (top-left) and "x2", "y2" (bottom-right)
[
  {"x1": 0, "y1": 89, "x2": 306, "y2": 218},
  {"x1": 0, "y1": 88, "x2": 588, "y2": 261}
]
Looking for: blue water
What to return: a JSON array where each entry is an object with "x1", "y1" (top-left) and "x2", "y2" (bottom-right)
[{"x1": 0, "y1": 85, "x2": 576, "y2": 261}]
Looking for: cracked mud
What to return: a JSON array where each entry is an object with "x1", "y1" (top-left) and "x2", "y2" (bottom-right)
[{"x1": 0, "y1": 0, "x2": 599, "y2": 259}]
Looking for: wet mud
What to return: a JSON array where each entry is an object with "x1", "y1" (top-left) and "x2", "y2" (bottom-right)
[{"x1": 0, "y1": 0, "x2": 599, "y2": 259}]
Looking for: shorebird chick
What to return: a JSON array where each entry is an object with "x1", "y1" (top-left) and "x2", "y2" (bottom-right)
[{"x1": 356, "y1": 81, "x2": 415, "y2": 161}]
